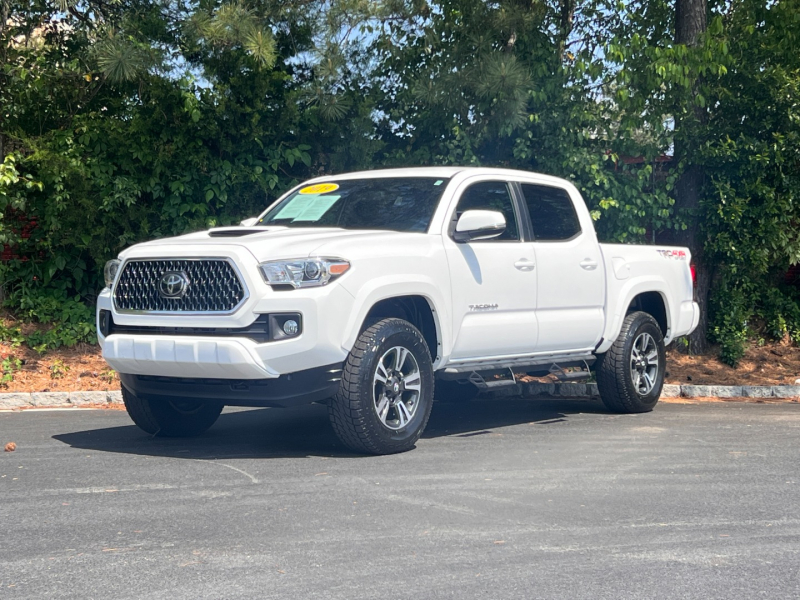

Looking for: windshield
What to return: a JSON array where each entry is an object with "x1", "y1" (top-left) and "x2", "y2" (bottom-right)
[{"x1": 258, "y1": 177, "x2": 449, "y2": 232}]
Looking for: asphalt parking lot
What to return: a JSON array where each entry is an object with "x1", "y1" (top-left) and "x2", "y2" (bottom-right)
[{"x1": 1, "y1": 398, "x2": 799, "y2": 599}]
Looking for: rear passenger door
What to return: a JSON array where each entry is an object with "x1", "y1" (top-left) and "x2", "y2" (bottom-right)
[{"x1": 518, "y1": 182, "x2": 605, "y2": 351}]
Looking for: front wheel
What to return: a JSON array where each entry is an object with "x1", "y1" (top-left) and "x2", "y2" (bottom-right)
[
  {"x1": 328, "y1": 318, "x2": 434, "y2": 455},
  {"x1": 121, "y1": 387, "x2": 223, "y2": 437},
  {"x1": 595, "y1": 311, "x2": 666, "y2": 414}
]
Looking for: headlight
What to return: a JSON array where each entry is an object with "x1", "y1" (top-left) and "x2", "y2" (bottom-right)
[
  {"x1": 104, "y1": 259, "x2": 121, "y2": 287},
  {"x1": 259, "y1": 257, "x2": 350, "y2": 289}
]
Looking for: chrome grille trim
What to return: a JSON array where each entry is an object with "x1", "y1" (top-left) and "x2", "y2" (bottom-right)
[{"x1": 113, "y1": 258, "x2": 249, "y2": 315}]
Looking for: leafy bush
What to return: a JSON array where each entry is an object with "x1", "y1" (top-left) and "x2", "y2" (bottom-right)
[
  {"x1": 50, "y1": 359, "x2": 69, "y2": 379},
  {"x1": 1, "y1": 289, "x2": 96, "y2": 352},
  {"x1": 759, "y1": 287, "x2": 800, "y2": 345},
  {"x1": 709, "y1": 283, "x2": 752, "y2": 367},
  {"x1": 1, "y1": 355, "x2": 22, "y2": 387},
  {"x1": 0, "y1": 0, "x2": 330, "y2": 348},
  {"x1": 0, "y1": 321, "x2": 24, "y2": 348},
  {"x1": 709, "y1": 279, "x2": 800, "y2": 367}
]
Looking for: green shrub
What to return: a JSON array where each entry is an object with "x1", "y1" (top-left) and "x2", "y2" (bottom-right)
[
  {"x1": 1, "y1": 290, "x2": 96, "y2": 352},
  {"x1": 710, "y1": 277, "x2": 800, "y2": 367},
  {"x1": 709, "y1": 282, "x2": 752, "y2": 367},
  {"x1": 759, "y1": 286, "x2": 800, "y2": 345},
  {"x1": 1, "y1": 355, "x2": 22, "y2": 387}
]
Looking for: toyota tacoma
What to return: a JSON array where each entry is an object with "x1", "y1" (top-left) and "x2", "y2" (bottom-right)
[{"x1": 97, "y1": 167, "x2": 699, "y2": 454}]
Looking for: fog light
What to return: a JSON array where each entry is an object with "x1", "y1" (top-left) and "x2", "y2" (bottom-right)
[
  {"x1": 283, "y1": 319, "x2": 299, "y2": 336},
  {"x1": 99, "y1": 310, "x2": 111, "y2": 337}
]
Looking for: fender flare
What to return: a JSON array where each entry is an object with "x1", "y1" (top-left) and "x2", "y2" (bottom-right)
[
  {"x1": 341, "y1": 276, "x2": 451, "y2": 368},
  {"x1": 597, "y1": 278, "x2": 674, "y2": 354}
]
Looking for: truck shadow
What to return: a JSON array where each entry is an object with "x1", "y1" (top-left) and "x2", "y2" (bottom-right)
[{"x1": 53, "y1": 397, "x2": 610, "y2": 460}]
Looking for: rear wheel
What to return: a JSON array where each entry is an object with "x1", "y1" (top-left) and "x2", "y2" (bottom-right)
[
  {"x1": 595, "y1": 311, "x2": 665, "y2": 414},
  {"x1": 121, "y1": 386, "x2": 223, "y2": 437},
  {"x1": 328, "y1": 318, "x2": 434, "y2": 455}
]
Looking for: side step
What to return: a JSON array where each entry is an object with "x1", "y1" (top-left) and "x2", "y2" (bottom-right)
[
  {"x1": 442, "y1": 353, "x2": 595, "y2": 376},
  {"x1": 478, "y1": 379, "x2": 519, "y2": 389},
  {"x1": 551, "y1": 360, "x2": 593, "y2": 382},
  {"x1": 466, "y1": 371, "x2": 518, "y2": 391},
  {"x1": 442, "y1": 358, "x2": 595, "y2": 390},
  {"x1": 554, "y1": 370, "x2": 593, "y2": 382}
]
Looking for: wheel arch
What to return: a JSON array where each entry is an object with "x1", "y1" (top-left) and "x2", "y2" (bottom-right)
[
  {"x1": 626, "y1": 291, "x2": 668, "y2": 338},
  {"x1": 597, "y1": 280, "x2": 675, "y2": 353},
  {"x1": 360, "y1": 295, "x2": 441, "y2": 363}
]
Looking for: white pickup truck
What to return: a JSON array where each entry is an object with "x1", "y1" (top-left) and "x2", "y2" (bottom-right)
[{"x1": 97, "y1": 167, "x2": 699, "y2": 454}]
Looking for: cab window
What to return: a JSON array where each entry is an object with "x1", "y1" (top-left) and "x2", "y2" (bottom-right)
[
  {"x1": 520, "y1": 183, "x2": 581, "y2": 241},
  {"x1": 454, "y1": 181, "x2": 520, "y2": 241}
]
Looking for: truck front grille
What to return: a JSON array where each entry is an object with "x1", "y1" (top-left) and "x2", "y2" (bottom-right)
[{"x1": 113, "y1": 259, "x2": 247, "y2": 313}]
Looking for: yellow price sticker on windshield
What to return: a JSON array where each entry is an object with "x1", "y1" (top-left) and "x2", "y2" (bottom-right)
[{"x1": 299, "y1": 183, "x2": 339, "y2": 195}]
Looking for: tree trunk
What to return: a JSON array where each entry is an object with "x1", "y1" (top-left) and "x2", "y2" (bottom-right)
[
  {"x1": 662, "y1": 0, "x2": 709, "y2": 354},
  {"x1": 1, "y1": 0, "x2": 8, "y2": 162},
  {"x1": 675, "y1": 0, "x2": 707, "y2": 45},
  {"x1": 672, "y1": 164, "x2": 709, "y2": 353},
  {"x1": 558, "y1": 0, "x2": 576, "y2": 56}
]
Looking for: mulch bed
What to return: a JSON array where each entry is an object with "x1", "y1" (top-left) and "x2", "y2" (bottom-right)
[
  {"x1": 2, "y1": 326, "x2": 800, "y2": 394},
  {"x1": 1, "y1": 342, "x2": 118, "y2": 393},
  {"x1": 664, "y1": 342, "x2": 800, "y2": 386}
]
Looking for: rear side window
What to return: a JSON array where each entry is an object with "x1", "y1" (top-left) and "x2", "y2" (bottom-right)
[
  {"x1": 521, "y1": 184, "x2": 581, "y2": 241},
  {"x1": 455, "y1": 181, "x2": 520, "y2": 241}
]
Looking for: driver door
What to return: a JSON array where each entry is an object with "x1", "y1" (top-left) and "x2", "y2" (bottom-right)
[{"x1": 443, "y1": 180, "x2": 539, "y2": 361}]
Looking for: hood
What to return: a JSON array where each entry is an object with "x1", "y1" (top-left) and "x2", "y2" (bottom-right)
[{"x1": 121, "y1": 226, "x2": 427, "y2": 262}]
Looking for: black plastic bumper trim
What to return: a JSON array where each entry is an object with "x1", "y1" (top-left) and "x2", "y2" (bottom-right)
[
  {"x1": 105, "y1": 313, "x2": 303, "y2": 344},
  {"x1": 119, "y1": 363, "x2": 342, "y2": 408}
]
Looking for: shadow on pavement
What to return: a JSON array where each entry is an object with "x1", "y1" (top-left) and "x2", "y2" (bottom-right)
[{"x1": 53, "y1": 396, "x2": 609, "y2": 460}]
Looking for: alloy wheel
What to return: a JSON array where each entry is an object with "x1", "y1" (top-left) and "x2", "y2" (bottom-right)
[{"x1": 372, "y1": 346, "x2": 422, "y2": 430}]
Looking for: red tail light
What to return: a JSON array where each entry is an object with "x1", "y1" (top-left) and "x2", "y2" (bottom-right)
[{"x1": 690, "y1": 264, "x2": 697, "y2": 287}]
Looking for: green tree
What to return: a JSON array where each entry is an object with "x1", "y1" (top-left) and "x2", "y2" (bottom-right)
[
  {"x1": 609, "y1": 0, "x2": 800, "y2": 363},
  {"x1": 367, "y1": 0, "x2": 678, "y2": 244},
  {"x1": 0, "y1": 0, "x2": 361, "y2": 347}
]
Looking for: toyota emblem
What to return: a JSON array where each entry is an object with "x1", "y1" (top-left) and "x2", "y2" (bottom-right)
[{"x1": 159, "y1": 271, "x2": 189, "y2": 298}]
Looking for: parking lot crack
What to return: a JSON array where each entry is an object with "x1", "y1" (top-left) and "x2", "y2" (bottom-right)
[{"x1": 192, "y1": 459, "x2": 259, "y2": 484}]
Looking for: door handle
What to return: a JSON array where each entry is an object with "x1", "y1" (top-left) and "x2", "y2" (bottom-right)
[
  {"x1": 580, "y1": 258, "x2": 598, "y2": 270},
  {"x1": 514, "y1": 259, "x2": 535, "y2": 271}
]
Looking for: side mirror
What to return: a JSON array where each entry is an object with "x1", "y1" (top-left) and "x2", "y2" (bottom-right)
[
  {"x1": 239, "y1": 217, "x2": 258, "y2": 227},
  {"x1": 453, "y1": 210, "x2": 506, "y2": 243}
]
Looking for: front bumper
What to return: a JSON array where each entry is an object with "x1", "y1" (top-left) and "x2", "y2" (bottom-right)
[
  {"x1": 103, "y1": 333, "x2": 279, "y2": 379},
  {"x1": 96, "y1": 266, "x2": 355, "y2": 379}
]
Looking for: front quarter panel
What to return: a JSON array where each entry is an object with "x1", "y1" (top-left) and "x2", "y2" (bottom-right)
[{"x1": 332, "y1": 235, "x2": 452, "y2": 368}]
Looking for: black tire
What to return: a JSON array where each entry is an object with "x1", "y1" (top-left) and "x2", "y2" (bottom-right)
[
  {"x1": 121, "y1": 386, "x2": 223, "y2": 437},
  {"x1": 595, "y1": 311, "x2": 666, "y2": 414},
  {"x1": 435, "y1": 379, "x2": 480, "y2": 403},
  {"x1": 328, "y1": 318, "x2": 434, "y2": 455}
]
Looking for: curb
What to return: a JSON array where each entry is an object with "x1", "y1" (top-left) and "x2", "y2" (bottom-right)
[
  {"x1": 1, "y1": 384, "x2": 799, "y2": 409},
  {"x1": 481, "y1": 382, "x2": 800, "y2": 400},
  {"x1": 0, "y1": 390, "x2": 122, "y2": 409}
]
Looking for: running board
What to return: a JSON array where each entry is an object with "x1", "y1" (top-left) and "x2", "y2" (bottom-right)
[
  {"x1": 554, "y1": 370, "x2": 593, "y2": 382},
  {"x1": 442, "y1": 353, "x2": 595, "y2": 376},
  {"x1": 479, "y1": 379, "x2": 519, "y2": 389}
]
